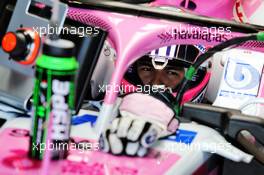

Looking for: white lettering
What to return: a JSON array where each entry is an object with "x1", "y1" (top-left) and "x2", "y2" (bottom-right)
[{"x1": 51, "y1": 79, "x2": 70, "y2": 140}]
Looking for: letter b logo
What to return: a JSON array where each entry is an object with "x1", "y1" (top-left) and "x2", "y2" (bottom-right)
[{"x1": 224, "y1": 59, "x2": 260, "y2": 90}]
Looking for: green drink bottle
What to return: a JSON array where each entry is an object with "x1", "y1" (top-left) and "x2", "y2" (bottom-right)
[{"x1": 29, "y1": 39, "x2": 78, "y2": 160}]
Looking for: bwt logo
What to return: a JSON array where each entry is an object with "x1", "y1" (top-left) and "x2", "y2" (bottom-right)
[{"x1": 224, "y1": 58, "x2": 260, "y2": 90}]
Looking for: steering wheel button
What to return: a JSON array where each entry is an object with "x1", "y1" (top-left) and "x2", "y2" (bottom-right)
[{"x1": 2, "y1": 32, "x2": 17, "y2": 52}]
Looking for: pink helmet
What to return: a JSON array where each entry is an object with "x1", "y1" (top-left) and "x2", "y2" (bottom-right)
[
  {"x1": 121, "y1": 44, "x2": 211, "y2": 103},
  {"x1": 233, "y1": 0, "x2": 264, "y2": 26}
]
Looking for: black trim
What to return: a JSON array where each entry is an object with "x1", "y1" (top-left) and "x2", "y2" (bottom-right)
[
  {"x1": 0, "y1": 0, "x2": 17, "y2": 42},
  {"x1": 42, "y1": 39, "x2": 75, "y2": 58}
]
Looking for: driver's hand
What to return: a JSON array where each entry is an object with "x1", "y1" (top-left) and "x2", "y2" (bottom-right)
[
  {"x1": 99, "y1": 93, "x2": 179, "y2": 157},
  {"x1": 99, "y1": 114, "x2": 163, "y2": 156}
]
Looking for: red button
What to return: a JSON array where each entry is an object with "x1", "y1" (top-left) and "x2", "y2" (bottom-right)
[{"x1": 2, "y1": 32, "x2": 17, "y2": 52}]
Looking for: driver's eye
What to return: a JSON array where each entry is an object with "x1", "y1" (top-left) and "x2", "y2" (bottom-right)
[
  {"x1": 166, "y1": 70, "x2": 180, "y2": 76},
  {"x1": 139, "y1": 66, "x2": 153, "y2": 72}
]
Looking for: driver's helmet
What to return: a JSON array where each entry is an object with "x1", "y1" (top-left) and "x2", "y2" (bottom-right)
[{"x1": 121, "y1": 44, "x2": 211, "y2": 103}]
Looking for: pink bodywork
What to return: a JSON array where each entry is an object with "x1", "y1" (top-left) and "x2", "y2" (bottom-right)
[
  {"x1": 234, "y1": 0, "x2": 263, "y2": 23},
  {"x1": 151, "y1": 0, "x2": 236, "y2": 20},
  {"x1": 0, "y1": 128, "x2": 180, "y2": 175},
  {"x1": 238, "y1": 0, "x2": 262, "y2": 18},
  {"x1": 67, "y1": 7, "x2": 264, "y2": 104}
]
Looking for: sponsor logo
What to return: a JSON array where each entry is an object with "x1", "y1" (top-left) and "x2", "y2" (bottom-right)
[
  {"x1": 224, "y1": 59, "x2": 260, "y2": 90},
  {"x1": 51, "y1": 79, "x2": 70, "y2": 140}
]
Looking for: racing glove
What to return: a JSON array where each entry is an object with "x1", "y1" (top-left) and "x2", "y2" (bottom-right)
[{"x1": 99, "y1": 92, "x2": 179, "y2": 157}]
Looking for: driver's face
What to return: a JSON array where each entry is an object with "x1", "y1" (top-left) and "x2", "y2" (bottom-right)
[{"x1": 137, "y1": 60, "x2": 185, "y2": 89}]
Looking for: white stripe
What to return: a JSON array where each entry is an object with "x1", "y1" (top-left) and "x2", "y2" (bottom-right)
[
  {"x1": 169, "y1": 45, "x2": 177, "y2": 58},
  {"x1": 150, "y1": 49, "x2": 156, "y2": 56},
  {"x1": 159, "y1": 46, "x2": 168, "y2": 57}
]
